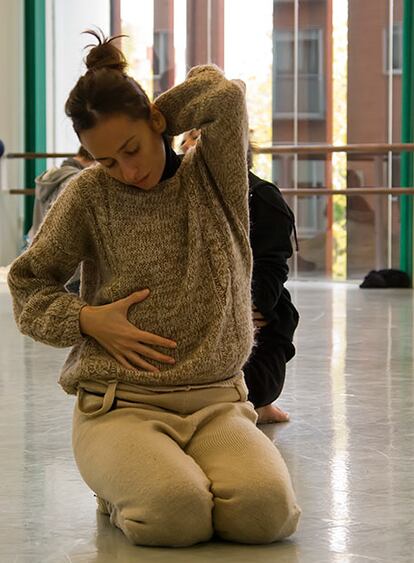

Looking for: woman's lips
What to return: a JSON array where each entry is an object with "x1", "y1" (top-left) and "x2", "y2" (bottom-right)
[{"x1": 135, "y1": 172, "x2": 150, "y2": 186}]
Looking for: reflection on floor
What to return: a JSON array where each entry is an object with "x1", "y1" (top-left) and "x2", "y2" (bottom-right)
[{"x1": 1, "y1": 281, "x2": 413, "y2": 563}]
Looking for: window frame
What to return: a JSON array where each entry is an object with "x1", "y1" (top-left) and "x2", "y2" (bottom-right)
[{"x1": 273, "y1": 27, "x2": 325, "y2": 119}]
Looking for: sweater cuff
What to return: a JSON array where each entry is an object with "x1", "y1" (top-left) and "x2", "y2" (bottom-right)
[
  {"x1": 61, "y1": 299, "x2": 88, "y2": 346},
  {"x1": 20, "y1": 295, "x2": 88, "y2": 348}
]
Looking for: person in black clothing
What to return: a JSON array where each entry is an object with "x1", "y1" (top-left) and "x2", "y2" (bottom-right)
[
  {"x1": 246, "y1": 170, "x2": 299, "y2": 422},
  {"x1": 181, "y1": 130, "x2": 299, "y2": 423}
]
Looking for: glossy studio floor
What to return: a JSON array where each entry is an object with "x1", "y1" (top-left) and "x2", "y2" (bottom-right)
[{"x1": 1, "y1": 278, "x2": 413, "y2": 563}]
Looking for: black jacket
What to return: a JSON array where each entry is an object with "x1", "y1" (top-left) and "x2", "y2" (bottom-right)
[{"x1": 249, "y1": 171, "x2": 299, "y2": 344}]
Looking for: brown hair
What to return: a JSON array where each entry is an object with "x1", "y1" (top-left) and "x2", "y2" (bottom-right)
[{"x1": 65, "y1": 30, "x2": 151, "y2": 135}]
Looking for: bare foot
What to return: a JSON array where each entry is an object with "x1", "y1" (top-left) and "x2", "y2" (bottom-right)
[{"x1": 256, "y1": 404, "x2": 290, "y2": 424}]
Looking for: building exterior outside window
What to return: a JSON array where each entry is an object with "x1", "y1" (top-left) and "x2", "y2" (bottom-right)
[{"x1": 113, "y1": 0, "x2": 403, "y2": 280}]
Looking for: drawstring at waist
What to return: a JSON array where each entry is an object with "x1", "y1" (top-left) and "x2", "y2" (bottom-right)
[
  {"x1": 78, "y1": 380, "x2": 118, "y2": 417},
  {"x1": 76, "y1": 375, "x2": 248, "y2": 418}
]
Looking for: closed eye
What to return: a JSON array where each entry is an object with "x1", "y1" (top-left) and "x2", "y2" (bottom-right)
[{"x1": 125, "y1": 147, "x2": 139, "y2": 156}]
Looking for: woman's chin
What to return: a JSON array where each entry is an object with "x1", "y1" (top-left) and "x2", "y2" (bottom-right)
[{"x1": 139, "y1": 172, "x2": 165, "y2": 190}]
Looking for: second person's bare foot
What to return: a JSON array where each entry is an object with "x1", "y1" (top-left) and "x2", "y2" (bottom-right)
[{"x1": 256, "y1": 403, "x2": 290, "y2": 424}]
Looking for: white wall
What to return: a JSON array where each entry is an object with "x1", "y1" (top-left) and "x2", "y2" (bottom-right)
[
  {"x1": 0, "y1": 0, "x2": 110, "y2": 265},
  {"x1": 47, "y1": 0, "x2": 110, "y2": 158},
  {"x1": 0, "y1": 0, "x2": 24, "y2": 266}
]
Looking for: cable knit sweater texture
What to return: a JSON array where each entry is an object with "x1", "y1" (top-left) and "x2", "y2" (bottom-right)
[{"x1": 8, "y1": 65, "x2": 254, "y2": 395}]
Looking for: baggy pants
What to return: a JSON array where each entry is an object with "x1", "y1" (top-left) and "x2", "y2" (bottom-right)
[{"x1": 72, "y1": 375, "x2": 301, "y2": 547}]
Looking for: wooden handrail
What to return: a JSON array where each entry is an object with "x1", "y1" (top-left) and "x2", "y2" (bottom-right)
[
  {"x1": 8, "y1": 189, "x2": 36, "y2": 195},
  {"x1": 7, "y1": 187, "x2": 414, "y2": 197},
  {"x1": 6, "y1": 152, "x2": 76, "y2": 159},
  {"x1": 254, "y1": 142, "x2": 414, "y2": 155},
  {"x1": 280, "y1": 188, "x2": 414, "y2": 196},
  {"x1": 5, "y1": 142, "x2": 414, "y2": 160}
]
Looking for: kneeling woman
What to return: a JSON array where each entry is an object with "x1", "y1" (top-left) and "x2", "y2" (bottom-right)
[{"x1": 8, "y1": 32, "x2": 301, "y2": 547}]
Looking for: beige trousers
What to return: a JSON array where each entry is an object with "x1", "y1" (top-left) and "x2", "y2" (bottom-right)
[{"x1": 72, "y1": 376, "x2": 301, "y2": 547}]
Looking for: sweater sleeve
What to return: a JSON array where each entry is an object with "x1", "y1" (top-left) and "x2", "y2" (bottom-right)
[
  {"x1": 250, "y1": 185, "x2": 294, "y2": 320},
  {"x1": 7, "y1": 177, "x2": 94, "y2": 347},
  {"x1": 154, "y1": 65, "x2": 249, "y2": 216}
]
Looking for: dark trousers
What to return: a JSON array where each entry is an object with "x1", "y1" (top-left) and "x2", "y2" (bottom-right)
[{"x1": 243, "y1": 327, "x2": 295, "y2": 409}]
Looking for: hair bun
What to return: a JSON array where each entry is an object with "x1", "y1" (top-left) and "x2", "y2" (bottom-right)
[{"x1": 83, "y1": 29, "x2": 127, "y2": 73}]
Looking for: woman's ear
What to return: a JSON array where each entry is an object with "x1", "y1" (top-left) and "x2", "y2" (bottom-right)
[{"x1": 150, "y1": 105, "x2": 167, "y2": 134}]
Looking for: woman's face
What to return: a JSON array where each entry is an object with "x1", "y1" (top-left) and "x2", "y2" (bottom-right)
[{"x1": 80, "y1": 113, "x2": 166, "y2": 190}]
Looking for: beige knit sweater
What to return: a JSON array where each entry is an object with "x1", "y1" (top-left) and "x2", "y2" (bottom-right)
[{"x1": 8, "y1": 65, "x2": 254, "y2": 395}]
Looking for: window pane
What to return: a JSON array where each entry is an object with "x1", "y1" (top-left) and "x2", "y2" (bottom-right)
[
  {"x1": 392, "y1": 24, "x2": 403, "y2": 71},
  {"x1": 117, "y1": 0, "x2": 404, "y2": 281},
  {"x1": 347, "y1": 0, "x2": 403, "y2": 278},
  {"x1": 275, "y1": 36, "x2": 294, "y2": 73},
  {"x1": 300, "y1": 34, "x2": 319, "y2": 74}
]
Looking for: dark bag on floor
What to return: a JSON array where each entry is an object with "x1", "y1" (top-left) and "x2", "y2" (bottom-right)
[{"x1": 359, "y1": 269, "x2": 411, "y2": 289}]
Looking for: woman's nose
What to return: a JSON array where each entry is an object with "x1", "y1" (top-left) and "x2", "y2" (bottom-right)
[{"x1": 121, "y1": 163, "x2": 140, "y2": 185}]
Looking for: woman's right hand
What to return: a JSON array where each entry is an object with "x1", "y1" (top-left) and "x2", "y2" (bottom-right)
[
  {"x1": 79, "y1": 289, "x2": 177, "y2": 372},
  {"x1": 252, "y1": 307, "x2": 269, "y2": 329}
]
